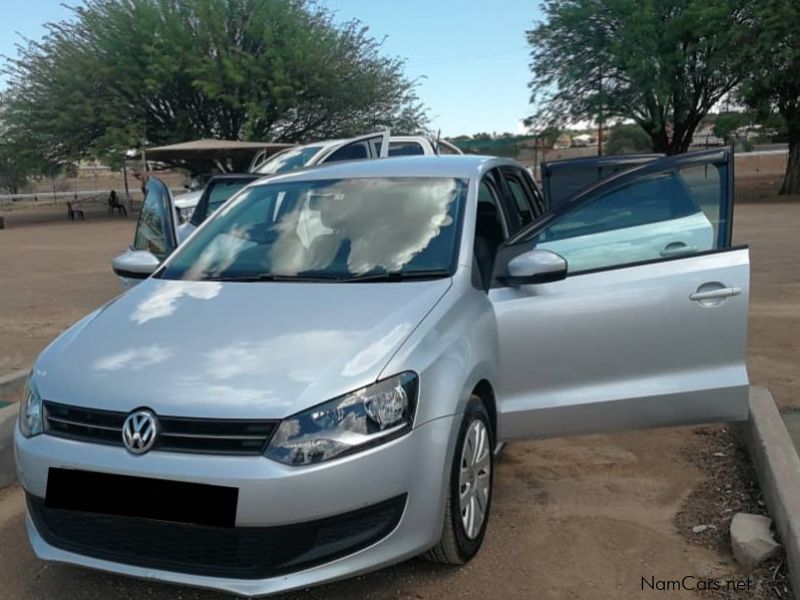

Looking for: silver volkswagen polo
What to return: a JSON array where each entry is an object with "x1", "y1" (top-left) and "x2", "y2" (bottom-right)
[{"x1": 15, "y1": 152, "x2": 749, "y2": 596}]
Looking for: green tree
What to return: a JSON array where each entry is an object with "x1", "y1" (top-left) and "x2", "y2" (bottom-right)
[
  {"x1": 527, "y1": 0, "x2": 751, "y2": 155},
  {"x1": 712, "y1": 112, "x2": 751, "y2": 145},
  {"x1": 741, "y1": 0, "x2": 800, "y2": 195},
  {"x1": 605, "y1": 123, "x2": 653, "y2": 155},
  {"x1": 2, "y1": 0, "x2": 426, "y2": 172},
  {"x1": 0, "y1": 142, "x2": 29, "y2": 194}
]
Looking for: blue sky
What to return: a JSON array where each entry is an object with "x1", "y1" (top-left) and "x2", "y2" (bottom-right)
[{"x1": 0, "y1": 0, "x2": 543, "y2": 137}]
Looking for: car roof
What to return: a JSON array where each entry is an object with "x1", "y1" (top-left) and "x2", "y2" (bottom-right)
[{"x1": 252, "y1": 155, "x2": 518, "y2": 184}]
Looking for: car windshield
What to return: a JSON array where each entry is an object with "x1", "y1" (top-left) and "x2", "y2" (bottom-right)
[
  {"x1": 160, "y1": 177, "x2": 466, "y2": 282},
  {"x1": 253, "y1": 145, "x2": 326, "y2": 175},
  {"x1": 207, "y1": 180, "x2": 253, "y2": 213}
]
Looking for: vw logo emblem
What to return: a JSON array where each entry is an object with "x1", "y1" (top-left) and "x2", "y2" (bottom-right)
[{"x1": 122, "y1": 409, "x2": 159, "y2": 455}]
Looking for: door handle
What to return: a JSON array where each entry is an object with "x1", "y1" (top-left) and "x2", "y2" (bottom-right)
[
  {"x1": 689, "y1": 286, "x2": 741, "y2": 302},
  {"x1": 661, "y1": 242, "x2": 696, "y2": 257}
]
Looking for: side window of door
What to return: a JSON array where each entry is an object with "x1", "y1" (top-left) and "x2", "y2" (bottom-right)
[
  {"x1": 531, "y1": 163, "x2": 727, "y2": 274},
  {"x1": 500, "y1": 168, "x2": 537, "y2": 228},
  {"x1": 133, "y1": 180, "x2": 174, "y2": 261},
  {"x1": 324, "y1": 141, "x2": 370, "y2": 163},
  {"x1": 388, "y1": 141, "x2": 425, "y2": 156},
  {"x1": 473, "y1": 176, "x2": 508, "y2": 291}
]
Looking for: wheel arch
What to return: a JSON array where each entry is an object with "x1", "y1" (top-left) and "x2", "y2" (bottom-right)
[{"x1": 471, "y1": 379, "x2": 497, "y2": 441}]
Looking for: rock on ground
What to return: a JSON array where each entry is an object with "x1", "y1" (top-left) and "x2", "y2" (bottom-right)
[{"x1": 730, "y1": 513, "x2": 780, "y2": 570}]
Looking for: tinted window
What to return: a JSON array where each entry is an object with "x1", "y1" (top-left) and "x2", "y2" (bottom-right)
[
  {"x1": 503, "y1": 172, "x2": 534, "y2": 227},
  {"x1": 161, "y1": 178, "x2": 466, "y2": 282},
  {"x1": 532, "y1": 166, "x2": 720, "y2": 273},
  {"x1": 541, "y1": 173, "x2": 697, "y2": 242},
  {"x1": 325, "y1": 141, "x2": 370, "y2": 163},
  {"x1": 543, "y1": 157, "x2": 660, "y2": 207},
  {"x1": 388, "y1": 142, "x2": 425, "y2": 157},
  {"x1": 133, "y1": 179, "x2": 174, "y2": 261}
]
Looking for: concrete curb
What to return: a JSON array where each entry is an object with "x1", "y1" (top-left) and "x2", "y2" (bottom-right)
[
  {"x1": 0, "y1": 369, "x2": 28, "y2": 402},
  {"x1": 746, "y1": 386, "x2": 800, "y2": 600},
  {"x1": 0, "y1": 402, "x2": 18, "y2": 488}
]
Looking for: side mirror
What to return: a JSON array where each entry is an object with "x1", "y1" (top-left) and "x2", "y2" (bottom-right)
[
  {"x1": 111, "y1": 249, "x2": 161, "y2": 280},
  {"x1": 498, "y1": 249, "x2": 567, "y2": 286}
]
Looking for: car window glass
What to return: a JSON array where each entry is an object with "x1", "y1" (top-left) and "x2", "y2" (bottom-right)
[
  {"x1": 473, "y1": 178, "x2": 508, "y2": 291},
  {"x1": 478, "y1": 180, "x2": 499, "y2": 210},
  {"x1": 679, "y1": 163, "x2": 722, "y2": 245},
  {"x1": 207, "y1": 181, "x2": 252, "y2": 214},
  {"x1": 503, "y1": 173, "x2": 534, "y2": 227},
  {"x1": 160, "y1": 177, "x2": 466, "y2": 281},
  {"x1": 532, "y1": 165, "x2": 724, "y2": 273},
  {"x1": 546, "y1": 163, "x2": 642, "y2": 207},
  {"x1": 253, "y1": 145, "x2": 325, "y2": 175},
  {"x1": 436, "y1": 141, "x2": 461, "y2": 155},
  {"x1": 133, "y1": 180, "x2": 172, "y2": 260},
  {"x1": 388, "y1": 142, "x2": 425, "y2": 157},
  {"x1": 324, "y1": 141, "x2": 370, "y2": 163}
]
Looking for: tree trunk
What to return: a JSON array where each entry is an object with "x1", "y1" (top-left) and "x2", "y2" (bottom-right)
[
  {"x1": 647, "y1": 127, "x2": 671, "y2": 154},
  {"x1": 779, "y1": 126, "x2": 800, "y2": 196}
]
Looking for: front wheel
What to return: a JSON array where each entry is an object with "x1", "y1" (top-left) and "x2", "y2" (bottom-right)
[{"x1": 423, "y1": 395, "x2": 494, "y2": 564}]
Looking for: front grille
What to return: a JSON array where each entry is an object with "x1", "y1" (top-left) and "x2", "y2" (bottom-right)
[
  {"x1": 28, "y1": 493, "x2": 406, "y2": 579},
  {"x1": 43, "y1": 401, "x2": 278, "y2": 455}
]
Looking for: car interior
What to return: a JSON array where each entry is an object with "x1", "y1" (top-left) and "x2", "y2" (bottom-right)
[{"x1": 473, "y1": 181, "x2": 506, "y2": 292}]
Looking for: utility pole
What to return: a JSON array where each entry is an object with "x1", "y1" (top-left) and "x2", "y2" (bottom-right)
[{"x1": 597, "y1": 64, "x2": 604, "y2": 156}]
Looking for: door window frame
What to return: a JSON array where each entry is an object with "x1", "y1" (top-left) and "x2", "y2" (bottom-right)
[
  {"x1": 477, "y1": 171, "x2": 511, "y2": 239},
  {"x1": 494, "y1": 148, "x2": 738, "y2": 283},
  {"x1": 497, "y1": 167, "x2": 542, "y2": 229},
  {"x1": 132, "y1": 177, "x2": 177, "y2": 261}
]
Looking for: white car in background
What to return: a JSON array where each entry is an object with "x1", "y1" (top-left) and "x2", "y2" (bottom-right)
[
  {"x1": 249, "y1": 133, "x2": 462, "y2": 174},
  {"x1": 172, "y1": 133, "x2": 462, "y2": 225}
]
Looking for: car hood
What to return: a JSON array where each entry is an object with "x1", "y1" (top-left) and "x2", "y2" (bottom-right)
[{"x1": 35, "y1": 277, "x2": 451, "y2": 419}]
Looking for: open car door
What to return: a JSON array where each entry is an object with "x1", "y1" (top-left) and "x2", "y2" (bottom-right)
[
  {"x1": 111, "y1": 177, "x2": 178, "y2": 289},
  {"x1": 491, "y1": 148, "x2": 748, "y2": 440},
  {"x1": 181, "y1": 174, "x2": 260, "y2": 242},
  {"x1": 541, "y1": 153, "x2": 663, "y2": 209},
  {"x1": 317, "y1": 131, "x2": 390, "y2": 164}
]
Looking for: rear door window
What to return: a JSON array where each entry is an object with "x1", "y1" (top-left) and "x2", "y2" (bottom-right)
[{"x1": 388, "y1": 142, "x2": 425, "y2": 156}]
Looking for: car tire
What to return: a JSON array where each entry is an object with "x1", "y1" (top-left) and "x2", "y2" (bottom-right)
[{"x1": 423, "y1": 394, "x2": 494, "y2": 565}]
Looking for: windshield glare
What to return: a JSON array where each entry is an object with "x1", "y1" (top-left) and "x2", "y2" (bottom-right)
[
  {"x1": 254, "y1": 145, "x2": 326, "y2": 175},
  {"x1": 160, "y1": 177, "x2": 465, "y2": 282}
]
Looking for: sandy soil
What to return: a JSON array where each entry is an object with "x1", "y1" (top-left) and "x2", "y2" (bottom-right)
[
  {"x1": 0, "y1": 178, "x2": 797, "y2": 598},
  {"x1": 0, "y1": 429, "x2": 739, "y2": 600},
  {"x1": 0, "y1": 207, "x2": 130, "y2": 377}
]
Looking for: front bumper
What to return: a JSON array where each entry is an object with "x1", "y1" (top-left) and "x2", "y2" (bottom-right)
[{"x1": 15, "y1": 415, "x2": 458, "y2": 597}]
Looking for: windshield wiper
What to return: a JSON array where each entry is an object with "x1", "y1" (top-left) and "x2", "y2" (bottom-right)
[
  {"x1": 199, "y1": 270, "x2": 452, "y2": 283},
  {"x1": 201, "y1": 274, "x2": 341, "y2": 283},
  {"x1": 339, "y1": 269, "x2": 452, "y2": 283}
]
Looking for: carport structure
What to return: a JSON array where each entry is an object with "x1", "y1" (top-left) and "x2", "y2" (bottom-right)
[{"x1": 144, "y1": 139, "x2": 295, "y2": 174}]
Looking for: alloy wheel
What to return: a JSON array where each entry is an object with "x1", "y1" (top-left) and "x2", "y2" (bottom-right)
[{"x1": 458, "y1": 419, "x2": 491, "y2": 539}]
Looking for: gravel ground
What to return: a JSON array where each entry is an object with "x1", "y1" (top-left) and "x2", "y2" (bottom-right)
[{"x1": 675, "y1": 425, "x2": 793, "y2": 599}]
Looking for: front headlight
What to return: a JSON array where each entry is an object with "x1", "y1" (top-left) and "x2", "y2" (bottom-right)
[
  {"x1": 265, "y1": 372, "x2": 418, "y2": 466},
  {"x1": 18, "y1": 377, "x2": 43, "y2": 438}
]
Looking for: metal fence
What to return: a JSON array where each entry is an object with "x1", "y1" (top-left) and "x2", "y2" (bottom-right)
[{"x1": 0, "y1": 188, "x2": 183, "y2": 210}]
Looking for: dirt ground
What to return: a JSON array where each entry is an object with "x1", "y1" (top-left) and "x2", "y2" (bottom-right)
[{"x1": 0, "y1": 174, "x2": 797, "y2": 599}]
